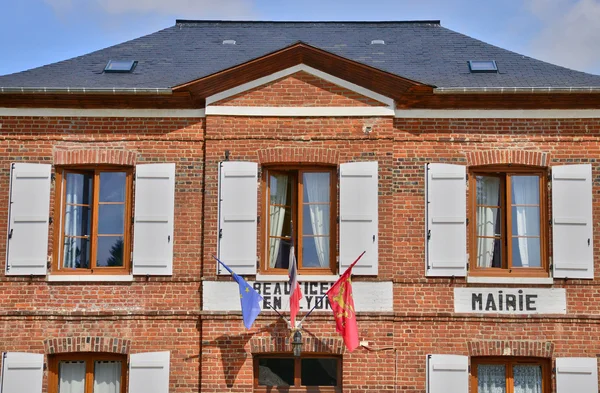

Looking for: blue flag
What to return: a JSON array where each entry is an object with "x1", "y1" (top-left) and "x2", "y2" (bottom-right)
[{"x1": 214, "y1": 256, "x2": 263, "y2": 329}]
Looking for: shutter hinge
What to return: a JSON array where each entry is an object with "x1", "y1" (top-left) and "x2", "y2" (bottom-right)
[
  {"x1": 8, "y1": 228, "x2": 13, "y2": 239},
  {"x1": 427, "y1": 230, "x2": 431, "y2": 240},
  {"x1": 51, "y1": 173, "x2": 56, "y2": 181},
  {"x1": 49, "y1": 217, "x2": 53, "y2": 224},
  {"x1": 337, "y1": 216, "x2": 340, "y2": 224},
  {"x1": 466, "y1": 218, "x2": 469, "y2": 225},
  {"x1": 219, "y1": 229, "x2": 223, "y2": 239},
  {"x1": 468, "y1": 365, "x2": 471, "y2": 372},
  {"x1": 465, "y1": 173, "x2": 469, "y2": 181},
  {"x1": 549, "y1": 219, "x2": 552, "y2": 226},
  {"x1": 257, "y1": 215, "x2": 260, "y2": 224},
  {"x1": 467, "y1": 262, "x2": 470, "y2": 270}
]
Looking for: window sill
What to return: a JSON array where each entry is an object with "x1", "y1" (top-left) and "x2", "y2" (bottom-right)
[
  {"x1": 467, "y1": 276, "x2": 553, "y2": 285},
  {"x1": 47, "y1": 275, "x2": 134, "y2": 282},
  {"x1": 255, "y1": 274, "x2": 339, "y2": 282}
]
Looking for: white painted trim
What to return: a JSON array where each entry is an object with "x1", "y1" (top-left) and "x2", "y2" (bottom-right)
[
  {"x1": 206, "y1": 64, "x2": 395, "y2": 108},
  {"x1": 395, "y1": 109, "x2": 600, "y2": 119},
  {"x1": 47, "y1": 275, "x2": 134, "y2": 282},
  {"x1": 206, "y1": 106, "x2": 394, "y2": 117},
  {"x1": 0, "y1": 108, "x2": 206, "y2": 118},
  {"x1": 466, "y1": 276, "x2": 554, "y2": 285},
  {"x1": 255, "y1": 274, "x2": 339, "y2": 282}
]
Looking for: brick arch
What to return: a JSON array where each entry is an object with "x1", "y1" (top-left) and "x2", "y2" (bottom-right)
[
  {"x1": 466, "y1": 150, "x2": 549, "y2": 167},
  {"x1": 468, "y1": 340, "x2": 554, "y2": 358},
  {"x1": 250, "y1": 335, "x2": 345, "y2": 355},
  {"x1": 44, "y1": 336, "x2": 131, "y2": 355},
  {"x1": 258, "y1": 147, "x2": 339, "y2": 165},
  {"x1": 54, "y1": 149, "x2": 137, "y2": 166}
]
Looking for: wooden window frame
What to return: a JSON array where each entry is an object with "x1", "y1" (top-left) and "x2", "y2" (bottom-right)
[
  {"x1": 53, "y1": 166, "x2": 133, "y2": 275},
  {"x1": 48, "y1": 353, "x2": 127, "y2": 393},
  {"x1": 253, "y1": 354, "x2": 342, "y2": 393},
  {"x1": 470, "y1": 357, "x2": 551, "y2": 393},
  {"x1": 469, "y1": 166, "x2": 549, "y2": 277},
  {"x1": 260, "y1": 166, "x2": 337, "y2": 275}
]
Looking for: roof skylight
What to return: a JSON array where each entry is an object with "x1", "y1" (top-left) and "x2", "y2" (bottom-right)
[
  {"x1": 468, "y1": 60, "x2": 498, "y2": 73},
  {"x1": 371, "y1": 39, "x2": 385, "y2": 45},
  {"x1": 223, "y1": 40, "x2": 236, "y2": 45},
  {"x1": 104, "y1": 60, "x2": 137, "y2": 73}
]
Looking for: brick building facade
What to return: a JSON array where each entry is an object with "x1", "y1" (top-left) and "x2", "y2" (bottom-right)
[{"x1": 1, "y1": 20, "x2": 600, "y2": 393}]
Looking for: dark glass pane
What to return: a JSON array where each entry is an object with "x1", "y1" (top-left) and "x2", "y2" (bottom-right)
[
  {"x1": 477, "y1": 364, "x2": 506, "y2": 393},
  {"x1": 302, "y1": 236, "x2": 329, "y2": 268},
  {"x1": 476, "y1": 176, "x2": 501, "y2": 206},
  {"x1": 512, "y1": 237, "x2": 541, "y2": 268},
  {"x1": 63, "y1": 237, "x2": 90, "y2": 269},
  {"x1": 477, "y1": 238, "x2": 502, "y2": 268},
  {"x1": 511, "y1": 207, "x2": 540, "y2": 236},
  {"x1": 270, "y1": 173, "x2": 293, "y2": 206},
  {"x1": 301, "y1": 358, "x2": 338, "y2": 386},
  {"x1": 269, "y1": 206, "x2": 292, "y2": 238},
  {"x1": 96, "y1": 236, "x2": 124, "y2": 267},
  {"x1": 99, "y1": 172, "x2": 126, "y2": 202},
  {"x1": 63, "y1": 206, "x2": 91, "y2": 236},
  {"x1": 59, "y1": 361, "x2": 86, "y2": 393},
  {"x1": 476, "y1": 207, "x2": 501, "y2": 237},
  {"x1": 511, "y1": 176, "x2": 540, "y2": 205},
  {"x1": 258, "y1": 358, "x2": 294, "y2": 386},
  {"x1": 98, "y1": 205, "x2": 125, "y2": 234},
  {"x1": 65, "y1": 172, "x2": 92, "y2": 205},
  {"x1": 269, "y1": 238, "x2": 291, "y2": 269},
  {"x1": 303, "y1": 205, "x2": 330, "y2": 236},
  {"x1": 303, "y1": 172, "x2": 330, "y2": 203}
]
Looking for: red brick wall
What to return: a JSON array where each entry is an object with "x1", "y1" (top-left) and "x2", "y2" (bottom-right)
[{"x1": 212, "y1": 71, "x2": 387, "y2": 107}]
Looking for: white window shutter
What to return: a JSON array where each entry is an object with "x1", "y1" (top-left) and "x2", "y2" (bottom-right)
[
  {"x1": 132, "y1": 163, "x2": 175, "y2": 276},
  {"x1": 0, "y1": 352, "x2": 43, "y2": 393},
  {"x1": 552, "y1": 164, "x2": 594, "y2": 279},
  {"x1": 426, "y1": 354, "x2": 468, "y2": 393},
  {"x1": 6, "y1": 163, "x2": 51, "y2": 276},
  {"x1": 556, "y1": 357, "x2": 598, "y2": 393},
  {"x1": 128, "y1": 351, "x2": 170, "y2": 393},
  {"x1": 425, "y1": 163, "x2": 467, "y2": 277},
  {"x1": 339, "y1": 161, "x2": 378, "y2": 275},
  {"x1": 217, "y1": 161, "x2": 258, "y2": 275}
]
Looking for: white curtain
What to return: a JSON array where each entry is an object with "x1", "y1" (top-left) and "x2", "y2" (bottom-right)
[
  {"x1": 513, "y1": 365, "x2": 542, "y2": 393},
  {"x1": 58, "y1": 361, "x2": 85, "y2": 393},
  {"x1": 304, "y1": 173, "x2": 330, "y2": 268},
  {"x1": 477, "y1": 364, "x2": 506, "y2": 393},
  {"x1": 93, "y1": 361, "x2": 121, "y2": 393},
  {"x1": 63, "y1": 174, "x2": 80, "y2": 269},
  {"x1": 477, "y1": 178, "x2": 500, "y2": 268},
  {"x1": 512, "y1": 176, "x2": 540, "y2": 267},
  {"x1": 269, "y1": 174, "x2": 289, "y2": 268}
]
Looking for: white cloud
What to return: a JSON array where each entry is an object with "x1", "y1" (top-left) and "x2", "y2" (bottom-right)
[
  {"x1": 43, "y1": 0, "x2": 256, "y2": 19},
  {"x1": 526, "y1": 0, "x2": 600, "y2": 74}
]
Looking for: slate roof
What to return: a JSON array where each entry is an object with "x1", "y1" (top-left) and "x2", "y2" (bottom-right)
[{"x1": 2, "y1": 20, "x2": 600, "y2": 90}]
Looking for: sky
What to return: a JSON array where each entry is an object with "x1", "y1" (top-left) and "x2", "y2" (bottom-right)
[{"x1": 1, "y1": 0, "x2": 600, "y2": 77}]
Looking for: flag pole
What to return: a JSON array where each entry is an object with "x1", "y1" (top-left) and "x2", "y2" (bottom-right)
[
  {"x1": 297, "y1": 251, "x2": 366, "y2": 327},
  {"x1": 211, "y1": 255, "x2": 290, "y2": 323}
]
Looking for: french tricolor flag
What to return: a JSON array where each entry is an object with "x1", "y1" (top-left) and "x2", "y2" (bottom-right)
[{"x1": 288, "y1": 243, "x2": 302, "y2": 328}]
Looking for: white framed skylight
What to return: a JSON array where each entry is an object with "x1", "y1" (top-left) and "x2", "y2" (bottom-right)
[
  {"x1": 468, "y1": 60, "x2": 498, "y2": 73},
  {"x1": 104, "y1": 60, "x2": 138, "y2": 73}
]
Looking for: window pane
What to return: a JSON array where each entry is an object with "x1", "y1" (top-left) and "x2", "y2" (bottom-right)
[
  {"x1": 269, "y1": 206, "x2": 292, "y2": 238},
  {"x1": 301, "y1": 358, "x2": 338, "y2": 386},
  {"x1": 270, "y1": 173, "x2": 293, "y2": 206},
  {"x1": 99, "y1": 172, "x2": 126, "y2": 202},
  {"x1": 477, "y1": 364, "x2": 506, "y2": 393},
  {"x1": 476, "y1": 207, "x2": 501, "y2": 237},
  {"x1": 511, "y1": 207, "x2": 540, "y2": 237},
  {"x1": 63, "y1": 238, "x2": 90, "y2": 269},
  {"x1": 65, "y1": 173, "x2": 92, "y2": 205},
  {"x1": 303, "y1": 205, "x2": 330, "y2": 236},
  {"x1": 94, "y1": 361, "x2": 121, "y2": 393},
  {"x1": 96, "y1": 236, "x2": 124, "y2": 267},
  {"x1": 98, "y1": 205, "x2": 125, "y2": 234},
  {"x1": 64, "y1": 206, "x2": 91, "y2": 236},
  {"x1": 476, "y1": 176, "x2": 501, "y2": 206},
  {"x1": 477, "y1": 238, "x2": 502, "y2": 268},
  {"x1": 302, "y1": 236, "x2": 329, "y2": 268},
  {"x1": 511, "y1": 176, "x2": 540, "y2": 205},
  {"x1": 59, "y1": 361, "x2": 86, "y2": 393},
  {"x1": 513, "y1": 364, "x2": 542, "y2": 393},
  {"x1": 512, "y1": 238, "x2": 541, "y2": 268},
  {"x1": 303, "y1": 172, "x2": 330, "y2": 203},
  {"x1": 269, "y1": 238, "x2": 291, "y2": 269},
  {"x1": 258, "y1": 358, "x2": 294, "y2": 386}
]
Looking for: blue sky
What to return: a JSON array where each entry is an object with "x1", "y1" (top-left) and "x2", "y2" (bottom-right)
[{"x1": 1, "y1": 0, "x2": 600, "y2": 77}]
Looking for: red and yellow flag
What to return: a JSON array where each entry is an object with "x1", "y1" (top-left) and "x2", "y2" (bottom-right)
[{"x1": 326, "y1": 252, "x2": 365, "y2": 352}]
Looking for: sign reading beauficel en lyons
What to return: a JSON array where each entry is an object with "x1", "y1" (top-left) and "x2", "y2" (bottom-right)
[{"x1": 454, "y1": 288, "x2": 566, "y2": 314}]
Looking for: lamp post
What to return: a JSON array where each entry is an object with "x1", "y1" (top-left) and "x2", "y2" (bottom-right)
[{"x1": 292, "y1": 330, "x2": 303, "y2": 357}]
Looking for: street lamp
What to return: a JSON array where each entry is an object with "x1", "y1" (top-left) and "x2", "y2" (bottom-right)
[{"x1": 292, "y1": 330, "x2": 303, "y2": 357}]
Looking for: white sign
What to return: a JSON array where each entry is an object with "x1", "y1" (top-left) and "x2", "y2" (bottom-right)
[
  {"x1": 203, "y1": 281, "x2": 393, "y2": 312},
  {"x1": 454, "y1": 288, "x2": 566, "y2": 314}
]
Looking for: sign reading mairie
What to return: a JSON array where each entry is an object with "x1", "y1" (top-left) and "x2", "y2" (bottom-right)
[{"x1": 454, "y1": 288, "x2": 566, "y2": 314}]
